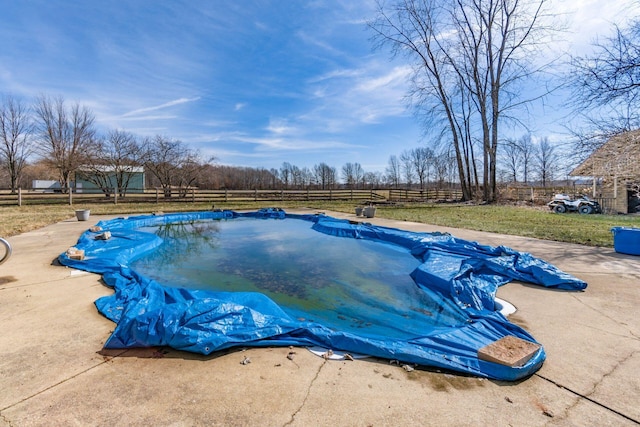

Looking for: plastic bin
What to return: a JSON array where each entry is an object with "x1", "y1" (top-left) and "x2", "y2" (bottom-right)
[{"x1": 611, "y1": 227, "x2": 640, "y2": 255}]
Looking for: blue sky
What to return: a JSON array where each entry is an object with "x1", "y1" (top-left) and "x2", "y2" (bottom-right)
[{"x1": 0, "y1": 0, "x2": 636, "y2": 173}]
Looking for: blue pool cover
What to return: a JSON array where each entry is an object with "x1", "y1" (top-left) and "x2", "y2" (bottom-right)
[{"x1": 59, "y1": 209, "x2": 587, "y2": 381}]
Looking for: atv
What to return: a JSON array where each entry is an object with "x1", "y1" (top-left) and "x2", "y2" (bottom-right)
[{"x1": 547, "y1": 194, "x2": 602, "y2": 214}]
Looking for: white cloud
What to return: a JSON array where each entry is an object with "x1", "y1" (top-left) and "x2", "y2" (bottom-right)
[
  {"x1": 121, "y1": 97, "x2": 201, "y2": 117},
  {"x1": 118, "y1": 114, "x2": 177, "y2": 122},
  {"x1": 266, "y1": 118, "x2": 297, "y2": 135},
  {"x1": 354, "y1": 66, "x2": 411, "y2": 93}
]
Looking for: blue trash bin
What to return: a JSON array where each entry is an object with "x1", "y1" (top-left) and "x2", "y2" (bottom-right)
[{"x1": 611, "y1": 227, "x2": 640, "y2": 255}]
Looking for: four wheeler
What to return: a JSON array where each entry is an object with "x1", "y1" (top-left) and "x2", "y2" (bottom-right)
[{"x1": 547, "y1": 194, "x2": 602, "y2": 214}]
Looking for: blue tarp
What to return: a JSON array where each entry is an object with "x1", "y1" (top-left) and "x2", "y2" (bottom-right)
[{"x1": 58, "y1": 209, "x2": 587, "y2": 381}]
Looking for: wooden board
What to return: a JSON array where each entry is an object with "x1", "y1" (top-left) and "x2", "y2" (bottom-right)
[{"x1": 477, "y1": 335, "x2": 541, "y2": 367}]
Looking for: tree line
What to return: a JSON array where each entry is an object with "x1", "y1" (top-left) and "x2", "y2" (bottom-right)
[
  {"x1": 0, "y1": 92, "x2": 584, "y2": 198},
  {"x1": 0, "y1": 94, "x2": 452, "y2": 194}
]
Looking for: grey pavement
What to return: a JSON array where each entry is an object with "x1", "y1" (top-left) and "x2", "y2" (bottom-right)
[{"x1": 0, "y1": 209, "x2": 638, "y2": 426}]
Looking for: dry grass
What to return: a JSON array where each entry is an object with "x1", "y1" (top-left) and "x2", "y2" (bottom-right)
[{"x1": 1, "y1": 200, "x2": 638, "y2": 247}]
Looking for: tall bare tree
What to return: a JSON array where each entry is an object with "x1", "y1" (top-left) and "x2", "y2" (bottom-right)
[
  {"x1": 33, "y1": 95, "x2": 96, "y2": 192},
  {"x1": 370, "y1": 0, "x2": 553, "y2": 202},
  {"x1": 0, "y1": 95, "x2": 35, "y2": 193}
]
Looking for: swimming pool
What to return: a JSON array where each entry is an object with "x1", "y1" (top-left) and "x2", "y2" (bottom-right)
[
  {"x1": 59, "y1": 209, "x2": 588, "y2": 381},
  {"x1": 131, "y1": 216, "x2": 469, "y2": 341}
]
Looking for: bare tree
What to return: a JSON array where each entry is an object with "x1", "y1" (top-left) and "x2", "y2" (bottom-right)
[
  {"x1": 385, "y1": 155, "x2": 402, "y2": 188},
  {"x1": 535, "y1": 137, "x2": 556, "y2": 187},
  {"x1": 33, "y1": 95, "x2": 96, "y2": 192},
  {"x1": 518, "y1": 134, "x2": 536, "y2": 184},
  {"x1": 370, "y1": 0, "x2": 553, "y2": 202},
  {"x1": 297, "y1": 166, "x2": 313, "y2": 188},
  {"x1": 364, "y1": 171, "x2": 384, "y2": 188},
  {"x1": 312, "y1": 162, "x2": 337, "y2": 190},
  {"x1": 572, "y1": 20, "x2": 640, "y2": 110},
  {"x1": 280, "y1": 162, "x2": 293, "y2": 189},
  {"x1": 143, "y1": 135, "x2": 213, "y2": 197},
  {"x1": 500, "y1": 138, "x2": 522, "y2": 183},
  {"x1": 432, "y1": 149, "x2": 452, "y2": 188},
  {"x1": 409, "y1": 147, "x2": 434, "y2": 190},
  {"x1": 341, "y1": 162, "x2": 364, "y2": 189},
  {"x1": 0, "y1": 95, "x2": 35, "y2": 193},
  {"x1": 399, "y1": 150, "x2": 414, "y2": 187},
  {"x1": 570, "y1": 18, "x2": 640, "y2": 158},
  {"x1": 80, "y1": 129, "x2": 143, "y2": 196}
]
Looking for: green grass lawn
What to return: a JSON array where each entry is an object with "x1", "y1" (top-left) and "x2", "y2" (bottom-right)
[
  {"x1": 371, "y1": 204, "x2": 640, "y2": 247},
  {"x1": 1, "y1": 201, "x2": 638, "y2": 247}
]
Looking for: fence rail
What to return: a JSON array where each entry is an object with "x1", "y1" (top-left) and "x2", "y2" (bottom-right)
[
  {"x1": 0, "y1": 188, "x2": 388, "y2": 206},
  {"x1": 0, "y1": 186, "x2": 625, "y2": 214},
  {"x1": 388, "y1": 188, "x2": 463, "y2": 202}
]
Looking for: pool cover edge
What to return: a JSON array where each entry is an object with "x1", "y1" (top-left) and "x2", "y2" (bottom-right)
[{"x1": 58, "y1": 209, "x2": 587, "y2": 381}]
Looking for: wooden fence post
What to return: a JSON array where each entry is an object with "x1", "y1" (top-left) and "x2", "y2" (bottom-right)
[
  {"x1": 156, "y1": 188, "x2": 159, "y2": 203},
  {"x1": 69, "y1": 188, "x2": 73, "y2": 205},
  {"x1": 225, "y1": 189, "x2": 228, "y2": 202},
  {"x1": 18, "y1": 187, "x2": 22, "y2": 207},
  {"x1": 192, "y1": 188, "x2": 195, "y2": 202},
  {"x1": 114, "y1": 187, "x2": 118, "y2": 205}
]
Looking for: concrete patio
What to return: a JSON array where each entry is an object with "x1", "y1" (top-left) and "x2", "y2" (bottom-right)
[{"x1": 0, "y1": 209, "x2": 638, "y2": 426}]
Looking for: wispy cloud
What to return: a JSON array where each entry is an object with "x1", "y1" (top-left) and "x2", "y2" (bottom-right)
[
  {"x1": 354, "y1": 66, "x2": 411, "y2": 93},
  {"x1": 118, "y1": 114, "x2": 178, "y2": 122},
  {"x1": 121, "y1": 97, "x2": 201, "y2": 117},
  {"x1": 266, "y1": 118, "x2": 297, "y2": 135}
]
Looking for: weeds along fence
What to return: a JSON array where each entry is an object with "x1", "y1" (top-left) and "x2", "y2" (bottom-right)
[
  {"x1": 502, "y1": 185, "x2": 594, "y2": 202},
  {"x1": 0, "y1": 188, "x2": 389, "y2": 206},
  {"x1": 501, "y1": 185, "x2": 617, "y2": 214}
]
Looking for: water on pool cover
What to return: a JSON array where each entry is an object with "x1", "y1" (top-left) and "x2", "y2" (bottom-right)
[{"x1": 130, "y1": 217, "x2": 468, "y2": 340}]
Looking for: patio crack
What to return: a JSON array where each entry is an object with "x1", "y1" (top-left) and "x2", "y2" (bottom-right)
[
  {"x1": 536, "y1": 349, "x2": 640, "y2": 425},
  {"x1": 0, "y1": 349, "x2": 130, "y2": 413},
  {"x1": 0, "y1": 411, "x2": 15, "y2": 427},
  {"x1": 283, "y1": 359, "x2": 327, "y2": 426},
  {"x1": 570, "y1": 293, "x2": 639, "y2": 339}
]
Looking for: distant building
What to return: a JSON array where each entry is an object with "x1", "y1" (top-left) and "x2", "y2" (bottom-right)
[
  {"x1": 570, "y1": 130, "x2": 640, "y2": 213},
  {"x1": 32, "y1": 180, "x2": 62, "y2": 192},
  {"x1": 75, "y1": 166, "x2": 145, "y2": 194}
]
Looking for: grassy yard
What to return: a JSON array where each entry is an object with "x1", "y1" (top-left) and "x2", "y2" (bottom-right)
[
  {"x1": 372, "y1": 204, "x2": 640, "y2": 247},
  {"x1": 0, "y1": 201, "x2": 638, "y2": 247}
]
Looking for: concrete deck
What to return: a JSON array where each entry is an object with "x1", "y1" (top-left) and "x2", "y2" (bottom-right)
[{"x1": 0, "y1": 209, "x2": 638, "y2": 426}]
